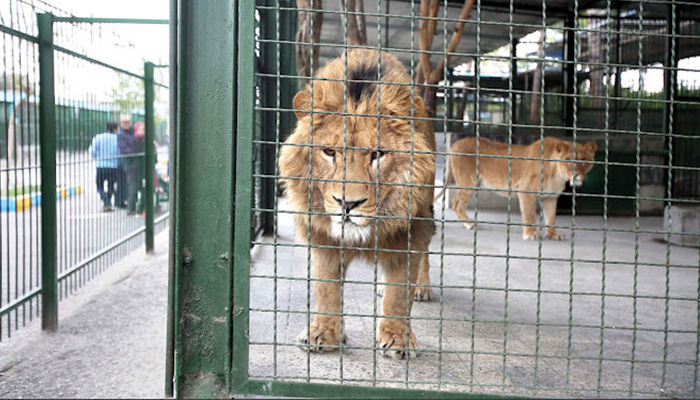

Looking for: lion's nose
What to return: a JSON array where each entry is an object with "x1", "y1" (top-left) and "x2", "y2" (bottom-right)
[{"x1": 333, "y1": 196, "x2": 367, "y2": 213}]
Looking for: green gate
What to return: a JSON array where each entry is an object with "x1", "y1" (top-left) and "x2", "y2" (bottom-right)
[{"x1": 169, "y1": 0, "x2": 700, "y2": 398}]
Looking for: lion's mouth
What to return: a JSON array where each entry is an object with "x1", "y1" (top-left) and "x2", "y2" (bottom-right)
[
  {"x1": 330, "y1": 217, "x2": 372, "y2": 244},
  {"x1": 570, "y1": 174, "x2": 583, "y2": 187}
]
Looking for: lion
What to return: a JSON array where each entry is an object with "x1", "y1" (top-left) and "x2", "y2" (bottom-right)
[
  {"x1": 435, "y1": 136, "x2": 597, "y2": 240},
  {"x1": 278, "y1": 49, "x2": 436, "y2": 358}
]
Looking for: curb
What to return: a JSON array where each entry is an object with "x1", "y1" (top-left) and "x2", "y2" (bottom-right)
[{"x1": 1, "y1": 185, "x2": 83, "y2": 212}]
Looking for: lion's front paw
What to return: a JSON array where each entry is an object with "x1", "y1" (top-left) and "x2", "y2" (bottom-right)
[
  {"x1": 546, "y1": 230, "x2": 565, "y2": 240},
  {"x1": 522, "y1": 228, "x2": 539, "y2": 240},
  {"x1": 414, "y1": 285, "x2": 433, "y2": 301},
  {"x1": 376, "y1": 324, "x2": 418, "y2": 359},
  {"x1": 297, "y1": 323, "x2": 345, "y2": 352}
]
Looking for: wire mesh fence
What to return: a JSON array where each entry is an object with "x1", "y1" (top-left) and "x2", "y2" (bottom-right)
[
  {"x1": 228, "y1": 0, "x2": 700, "y2": 398},
  {"x1": 0, "y1": 0, "x2": 169, "y2": 340}
]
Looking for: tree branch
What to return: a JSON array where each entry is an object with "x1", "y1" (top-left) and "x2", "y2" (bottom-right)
[
  {"x1": 430, "y1": 0, "x2": 475, "y2": 83},
  {"x1": 419, "y1": 0, "x2": 434, "y2": 81},
  {"x1": 296, "y1": 0, "x2": 324, "y2": 84}
]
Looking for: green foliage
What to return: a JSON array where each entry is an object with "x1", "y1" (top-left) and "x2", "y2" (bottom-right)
[
  {"x1": 1, "y1": 185, "x2": 40, "y2": 197},
  {"x1": 110, "y1": 72, "x2": 144, "y2": 114}
]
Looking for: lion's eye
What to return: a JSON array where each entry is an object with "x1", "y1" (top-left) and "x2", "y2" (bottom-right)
[
  {"x1": 322, "y1": 148, "x2": 336, "y2": 157},
  {"x1": 370, "y1": 150, "x2": 386, "y2": 163}
]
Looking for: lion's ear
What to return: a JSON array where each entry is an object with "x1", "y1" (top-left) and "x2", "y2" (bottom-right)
[
  {"x1": 584, "y1": 141, "x2": 598, "y2": 154},
  {"x1": 279, "y1": 130, "x2": 310, "y2": 180},
  {"x1": 412, "y1": 96, "x2": 425, "y2": 118},
  {"x1": 293, "y1": 91, "x2": 312, "y2": 120},
  {"x1": 555, "y1": 141, "x2": 570, "y2": 154}
]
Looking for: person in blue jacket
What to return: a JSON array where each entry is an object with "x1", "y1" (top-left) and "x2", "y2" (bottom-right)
[{"x1": 89, "y1": 122, "x2": 119, "y2": 212}]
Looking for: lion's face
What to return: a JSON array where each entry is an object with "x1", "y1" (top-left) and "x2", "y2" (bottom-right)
[
  {"x1": 280, "y1": 109, "x2": 433, "y2": 244},
  {"x1": 554, "y1": 141, "x2": 598, "y2": 186},
  {"x1": 314, "y1": 115, "x2": 419, "y2": 243}
]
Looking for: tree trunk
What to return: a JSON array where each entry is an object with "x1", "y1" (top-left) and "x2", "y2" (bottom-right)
[
  {"x1": 588, "y1": 30, "x2": 605, "y2": 108},
  {"x1": 530, "y1": 30, "x2": 544, "y2": 125},
  {"x1": 418, "y1": 0, "x2": 475, "y2": 117},
  {"x1": 341, "y1": 0, "x2": 366, "y2": 46},
  {"x1": 296, "y1": 0, "x2": 323, "y2": 85}
]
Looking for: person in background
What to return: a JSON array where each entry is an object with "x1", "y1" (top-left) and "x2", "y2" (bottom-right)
[
  {"x1": 116, "y1": 114, "x2": 133, "y2": 208},
  {"x1": 89, "y1": 122, "x2": 119, "y2": 212},
  {"x1": 127, "y1": 121, "x2": 146, "y2": 216}
]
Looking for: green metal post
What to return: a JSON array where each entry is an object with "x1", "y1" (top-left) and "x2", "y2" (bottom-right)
[
  {"x1": 38, "y1": 12, "x2": 58, "y2": 332},
  {"x1": 279, "y1": 0, "x2": 297, "y2": 140},
  {"x1": 259, "y1": 1, "x2": 278, "y2": 235},
  {"x1": 173, "y1": 0, "x2": 236, "y2": 397},
  {"x1": 145, "y1": 61, "x2": 155, "y2": 253}
]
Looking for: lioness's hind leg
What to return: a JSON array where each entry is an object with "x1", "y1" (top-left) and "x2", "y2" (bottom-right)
[{"x1": 452, "y1": 189, "x2": 475, "y2": 229}]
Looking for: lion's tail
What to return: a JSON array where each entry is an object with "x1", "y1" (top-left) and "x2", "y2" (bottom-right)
[{"x1": 434, "y1": 161, "x2": 453, "y2": 202}]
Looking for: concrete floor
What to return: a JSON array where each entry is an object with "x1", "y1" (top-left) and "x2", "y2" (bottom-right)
[
  {"x1": 0, "y1": 230, "x2": 168, "y2": 399},
  {"x1": 249, "y1": 199, "x2": 700, "y2": 398}
]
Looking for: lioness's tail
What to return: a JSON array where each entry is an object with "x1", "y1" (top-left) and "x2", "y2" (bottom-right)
[{"x1": 434, "y1": 161, "x2": 454, "y2": 202}]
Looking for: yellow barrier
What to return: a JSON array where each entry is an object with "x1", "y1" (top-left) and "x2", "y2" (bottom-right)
[{"x1": 16, "y1": 195, "x2": 31, "y2": 212}]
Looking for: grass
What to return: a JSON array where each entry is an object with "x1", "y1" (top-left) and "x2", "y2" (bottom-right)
[{"x1": 1, "y1": 185, "x2": 40, "y2": 197}]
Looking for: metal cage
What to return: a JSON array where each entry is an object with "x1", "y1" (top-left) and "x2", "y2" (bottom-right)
[{"x1": 170, "y1": 0, "x2": 700, "y2": 398}]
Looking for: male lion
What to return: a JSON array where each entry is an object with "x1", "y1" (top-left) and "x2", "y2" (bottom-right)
[
  {"x1": 278, "y1": 49, "x2": 435, "y2": 358},
  {"x1": 435, "y1": 137, "x2": 597, "y2": 240}
]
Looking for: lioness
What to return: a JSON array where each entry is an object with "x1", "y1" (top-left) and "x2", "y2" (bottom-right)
[
  {"x1": 279, "y1": 49, "x2": 435, "y2": 358},
  {"x1": 436, "y1": 137, "x2": 597, "y2": 240}
]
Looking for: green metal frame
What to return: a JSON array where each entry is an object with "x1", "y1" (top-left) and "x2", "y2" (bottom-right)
[
  {"x1": 52, "y1": 17, "x2": 168, "y2": 24},
  {"x1": 170, "y1": 0, "x2": 237, "y2": 397},
  {"x1": 171, "y1": 0, "x2": 700, "y2": 398}
]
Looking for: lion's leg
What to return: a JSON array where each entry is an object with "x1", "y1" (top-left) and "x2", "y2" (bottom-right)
[
  {"x1": 376, "y1": 251, "x2": 419, "y2": 359},
  {"x1": 517, "y1": 192, "x2": 539, "y2": 240},
  {"x1": 296, "y1": 247, "x2": 349, "y2": 352},
  {"x1": 543, "y1": 197, "x2": 564, "y2": 240},
  {"x1": 414, "y1": 252, "x2": 432, "y2": 301},
  {"x1": 452, "y1": 188, "x2": 475, "y2": 229},
  {"x1": 381, "y1": 246, "x2": 432, "y2": 303}
]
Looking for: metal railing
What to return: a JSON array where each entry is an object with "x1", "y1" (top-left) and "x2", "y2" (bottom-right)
[{"x1": 0, "y1": 1, "x2": 169, "y2": 339}]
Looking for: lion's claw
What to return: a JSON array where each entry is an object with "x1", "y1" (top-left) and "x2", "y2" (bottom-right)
[
  {"x1": 414, "y1": 286, "x2": 433, "y2": 301},
  {"x1": 297, "y1": 324, "x2": 345, "y2": 352},
  {"x1": 546, "y1": 230, "x2": 565, "y2": 240},
  {"x1": 377, "y1": 326, "x2": 418, "y2": 359},
  {"x1": 522, "y1": 229, "x2": 539, "y2": 240}
]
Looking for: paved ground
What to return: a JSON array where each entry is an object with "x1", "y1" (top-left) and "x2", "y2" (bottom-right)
[
  {"x1": 0, "y1": 229, "x2": 169, "y2": 399},
  {"x1": 249, "y1": 199, "x2": 700, "y2": 398},
  {"x1": 0, "y1": 196, "x2": 697, "y2": 398}
]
